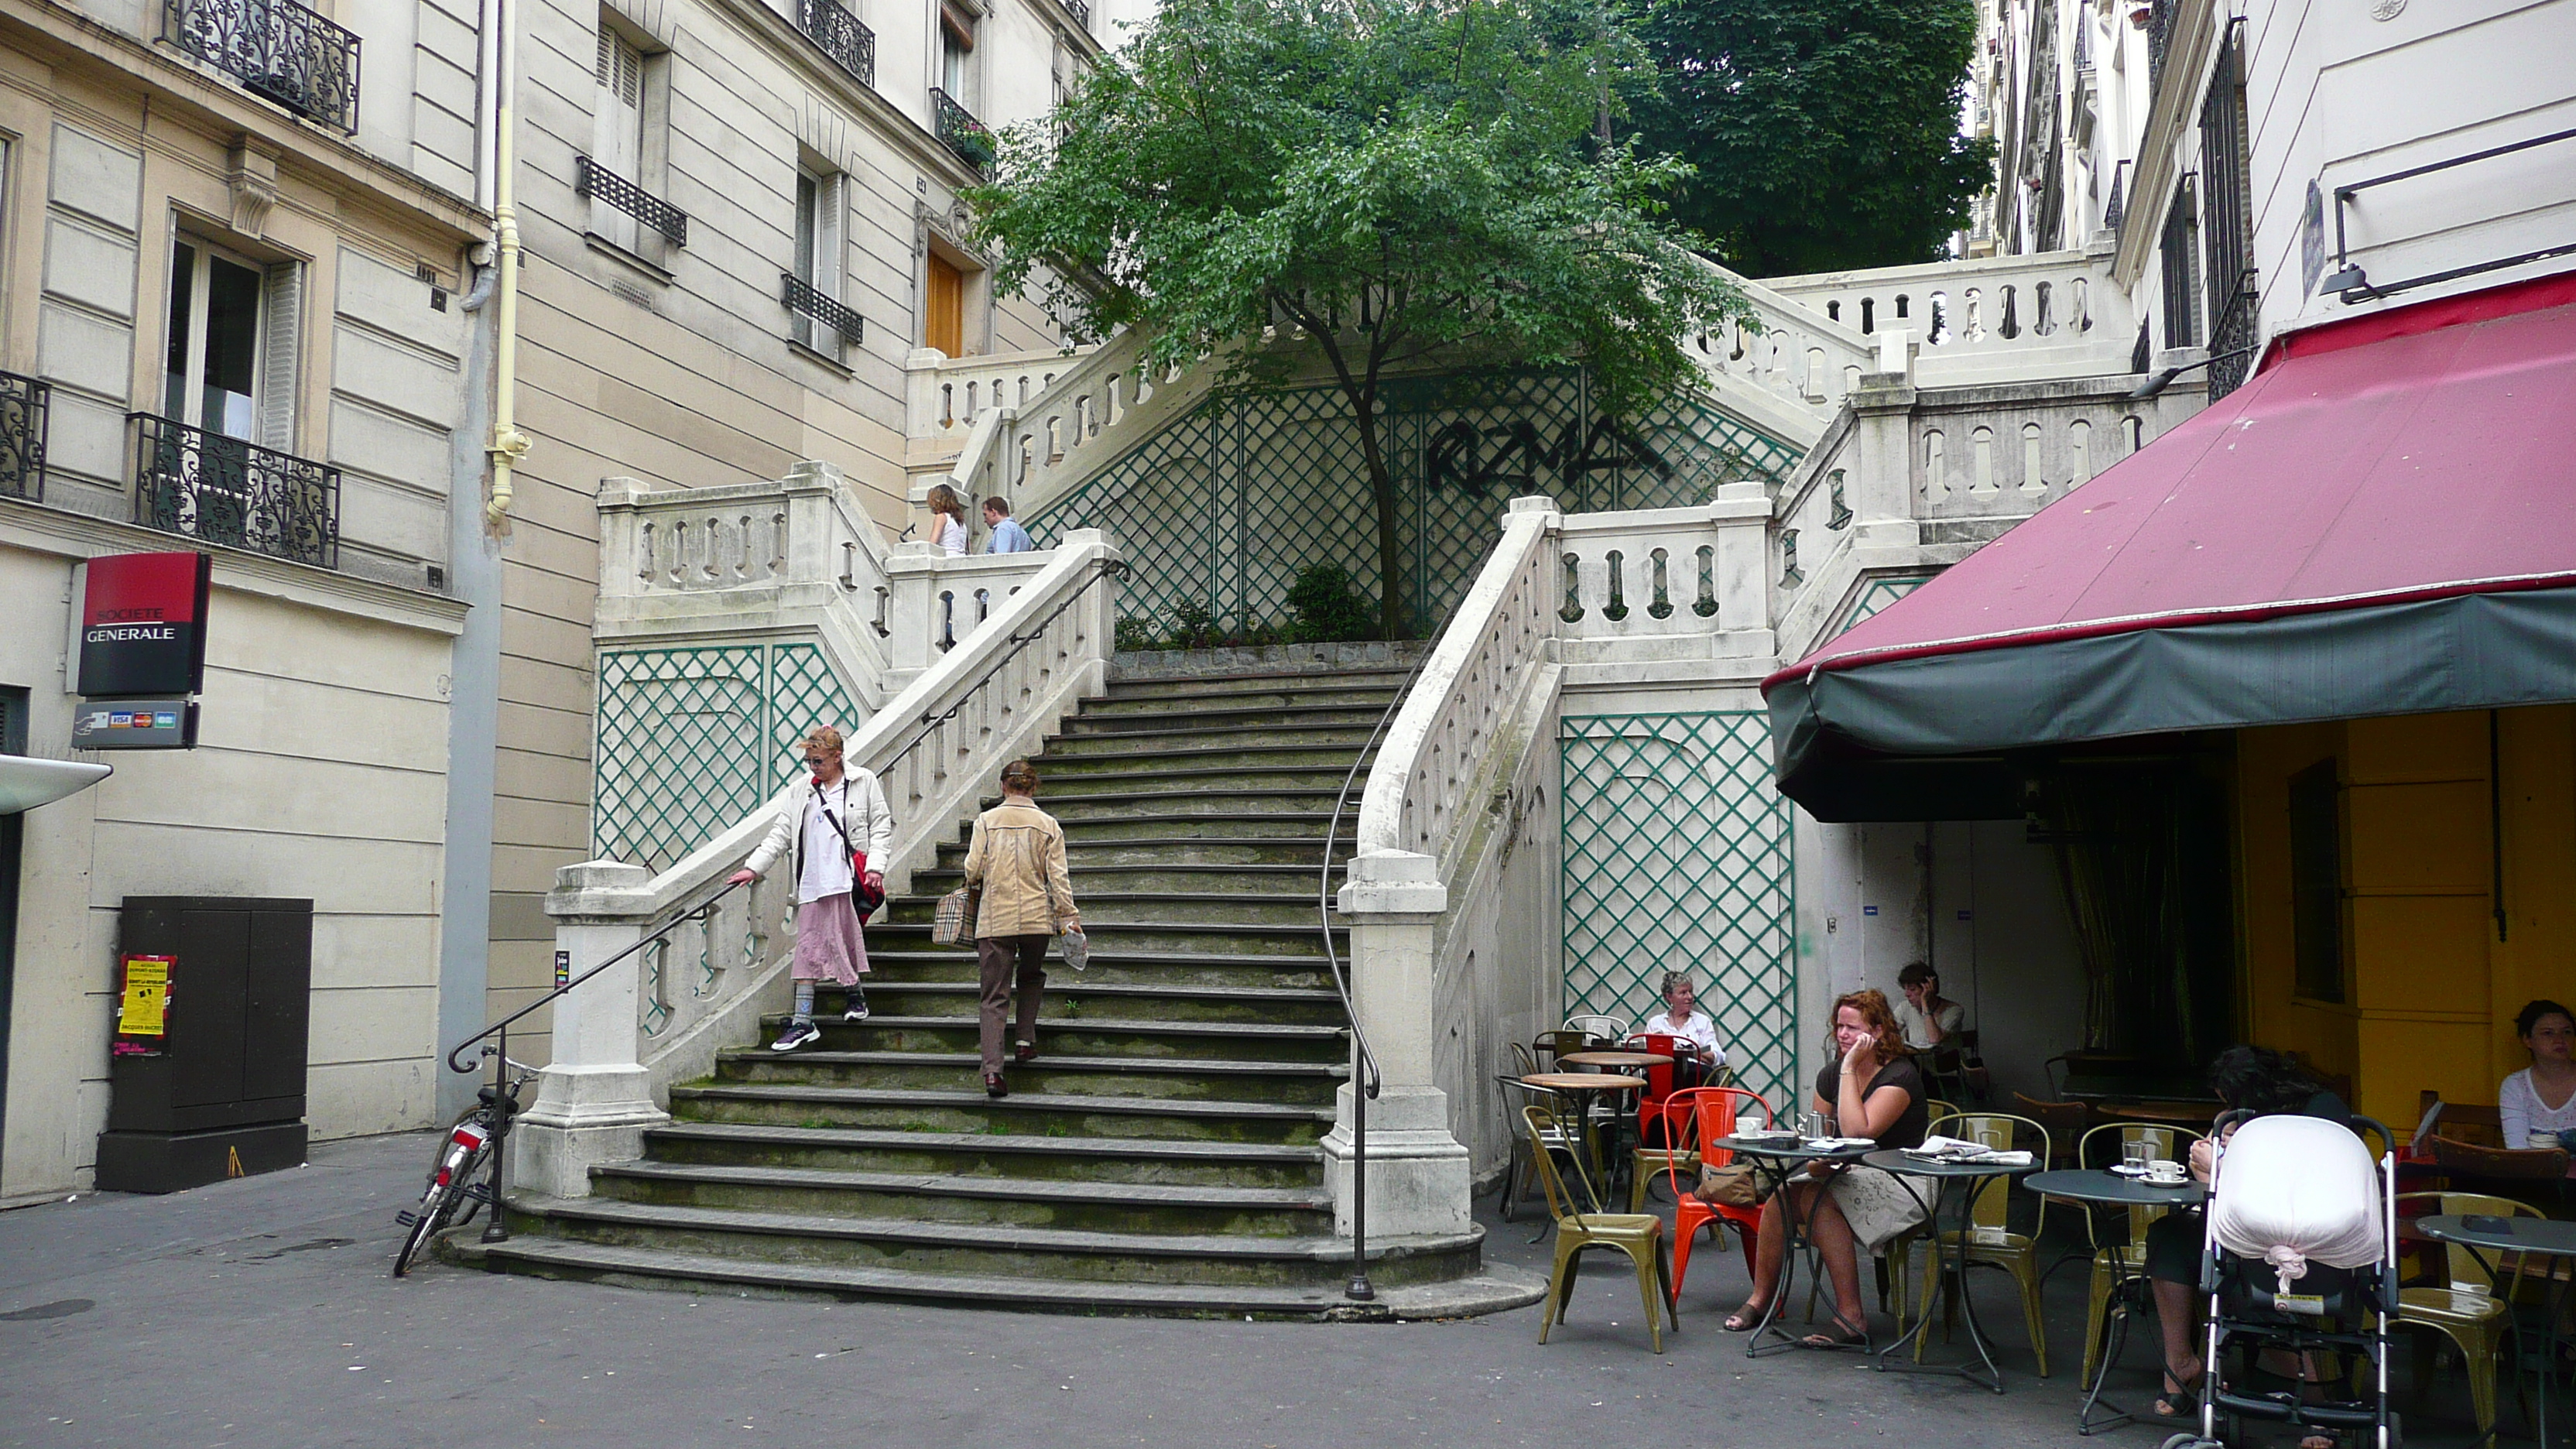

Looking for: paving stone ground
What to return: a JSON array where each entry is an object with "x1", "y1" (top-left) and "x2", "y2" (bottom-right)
[{"x1": 0, "y1": 1130, "x2": 2504, "y2": 1449}]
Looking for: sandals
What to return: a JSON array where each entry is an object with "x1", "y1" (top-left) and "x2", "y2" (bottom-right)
[
  {"x1": 2154, "y1": 1365, "x2": 2204, "y2": 1419},
  {"x1": 1720, "y1": 1300, "x2": 1771, "y2": 1333},
  {"x1": 1798, "y1": 1314, "x2": 1869, "y2": 1350}
]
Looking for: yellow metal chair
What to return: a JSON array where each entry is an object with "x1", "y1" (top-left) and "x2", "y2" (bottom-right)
[
  {"x1": 2075, "y1": 1121, "x2": 2202, "y2": 1386},
  {"x1": 1523, "y1": 1105, "x2": 1676, "y2": 1353},
  {"x1": 2396, "y1": 1190, "x2": 2543, "y2": 1448},
  {"x1": 1915, "y1": 1111, "x2": 2054, "y2": 1375}
]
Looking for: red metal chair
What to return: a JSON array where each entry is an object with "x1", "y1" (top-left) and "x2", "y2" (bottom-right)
[{"x1": 1662, "y1": 1085, "x2": 1776, "y2": 1298}]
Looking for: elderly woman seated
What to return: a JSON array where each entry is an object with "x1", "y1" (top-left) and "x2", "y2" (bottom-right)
[
  {"x1": 1718, "y1": 988, "x2": 1930, "y2": 1347},
  {"x1": 1639, "y1": 970, "x2": 1728, "y2": 1088},
  {"x1": 2143, "y1": 1046, "x2": 2353, "y2": 1438}
]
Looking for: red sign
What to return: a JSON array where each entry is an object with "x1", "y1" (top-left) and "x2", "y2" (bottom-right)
[{"x1": 80, "y1": 552, "x2": 211, "y2": 697}]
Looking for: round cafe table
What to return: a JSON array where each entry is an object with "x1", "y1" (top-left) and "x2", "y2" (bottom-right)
[
  {"x1": 1520, "y1": 1074, "x2": 1647, "y2": 1202},
  {"x1": 2417, "y1": 1214, "x2": 2576, "y2": 1448},
  {"x1": 2022, "y1": 1168, "x2": 2207, "y2": 1433},
  {"x1": 1708, "y1": 1135, "x2": 1882, "y2": 1358},
  {"x1": 1866, "y1": 1149, "x2": 2044, "y2": 1394},
  {"x1": 1554, "y1": 1051, "x2": 1676, "y2": 1070}
]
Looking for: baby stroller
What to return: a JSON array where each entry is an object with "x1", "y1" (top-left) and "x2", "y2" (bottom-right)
[{"x1": 2163, "y1": 1112, "x2": 2400, "y2": 1449}]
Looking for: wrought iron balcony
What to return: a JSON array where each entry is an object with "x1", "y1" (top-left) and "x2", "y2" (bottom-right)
[
  {"x1": 2146, "y1": 0, "x2": 2175, "y2": 89},
  {"x1": 782, "y1": 274, "x2": 866, "y2": 345},
  {"x1": 0, "y1": 369, "x2": 50, "y2": 502},
  {"x1": 931, "y1": 88, "x2": 995, "y2": 174},
  {"x1": 130, "y1": 413, "x2": 340, "y2": 569},
  {"x1": 2207, "y1": 278, "x2": 2259, "y2": 400},
  {"x1": 163, "y1": 0, "x2": 361, "y2": 135},
  {"x1": 576, "y1": 155, "x2": 690, "y2": 247},
  {"x1": 1063, "y1": 0, "x2": 1089, "y2": 29},
  {"x1": 796, "y1": 0, "x2": 875, "y2": 88}
]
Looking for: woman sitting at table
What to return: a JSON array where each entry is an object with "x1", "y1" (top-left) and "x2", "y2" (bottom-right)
[
  {"x1": 1720, "y1": 988, "x2": 1930, "y2": 1346},
  {"x1": 1639, "y1": 971, "x2": 1727, "y2": 1088},
  {"x1": 2143, "y1": 1046, "x2": 2351, "y2": 1427},
  {"x1": 2500, "y1": 999, "x2": 2576, "y2": 1151}
]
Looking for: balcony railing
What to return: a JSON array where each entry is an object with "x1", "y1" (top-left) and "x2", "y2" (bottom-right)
[
  {"x1": 796, "y1": 0, "x2": 875, "y2": 88},
  {"x1": 163, "y1": 0, "x2": 360, "y2": 135},
  {"x1": 576, "y1": 155, "x2": 690, "y2": 247},
  {"x1": 931, "y1": 88, "x2": 995, "y2": 174},
  {"x1": 2146, "y1": 0, "x2": 2176, "y2": 90},
  {"x1": 2206, "y1": 277, "x2": 2259, "y2": 400},
  {"x1": 131, "y1": 413, "x2": 340, "y2": 569},
  {"x1": 0, "y1": 369, "x2": 50, "y2": 502},
  {"x1": 782, "y1": 273, "x2": 866, "y2": 345},
  {"x1": 1063, "y1": 0, "x2": 1089, "y2": 29}
]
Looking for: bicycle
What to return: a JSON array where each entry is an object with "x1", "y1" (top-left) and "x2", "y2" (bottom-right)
[{"x1": 392, "y1": 1052, "x2": 534, "y2": 1277}]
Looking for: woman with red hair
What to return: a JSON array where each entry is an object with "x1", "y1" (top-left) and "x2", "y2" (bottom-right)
[{"x1": 1721, "y1": 988, "x2": 1931, "y2": 1346}]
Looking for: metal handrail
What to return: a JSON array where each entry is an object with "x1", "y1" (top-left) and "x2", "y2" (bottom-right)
[{"x1": 1317, "y1": 642, "x2": 1434, "y2": 1302}]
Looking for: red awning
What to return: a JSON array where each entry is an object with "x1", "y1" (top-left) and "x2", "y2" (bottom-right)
[{"x1": 1764, "y1": 272, "x2": 2576, "y2": 820}]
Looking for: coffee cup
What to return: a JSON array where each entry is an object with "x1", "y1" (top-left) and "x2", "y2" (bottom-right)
[{"x1": 2146, "y1": 1160, "x2": 2187, "y2": 1184}]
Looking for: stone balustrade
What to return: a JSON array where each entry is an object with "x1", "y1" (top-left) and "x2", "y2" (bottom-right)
[
  {"x1": 905, "y1": 344, "x2": 1091, "y2": 444},
  {"x1": 1758, "y1": 240, "x2": 2139, "y2": 387}
]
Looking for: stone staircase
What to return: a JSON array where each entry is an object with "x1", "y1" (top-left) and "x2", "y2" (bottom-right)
[{"x1": 481, "y1": 653, "x2": 1521, "y2": 1316}]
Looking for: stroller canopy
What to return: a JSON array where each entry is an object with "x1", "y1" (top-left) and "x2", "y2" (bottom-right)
[{"x1": 2211, "y1": 1115, "x2": 2384, "y2": 1283}]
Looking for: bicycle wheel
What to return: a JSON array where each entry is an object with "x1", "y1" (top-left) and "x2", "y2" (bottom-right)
[{"x1": 392, "y1": 1177, "x2": 459, "y2": 1277}]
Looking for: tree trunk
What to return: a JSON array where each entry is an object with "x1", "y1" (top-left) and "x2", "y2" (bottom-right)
[{"x1": 1347, "y1": 384, "x2": 1407, "y2": 639}]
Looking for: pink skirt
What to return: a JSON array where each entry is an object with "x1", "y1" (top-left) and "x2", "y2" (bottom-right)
[{"x1": 791, "y1": 893, "x2": 870, "y2": 985}]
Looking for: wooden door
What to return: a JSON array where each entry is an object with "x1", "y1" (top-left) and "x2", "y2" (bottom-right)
[{"x1": 924, "y1": 253, "x2": 964, "y2": 356}]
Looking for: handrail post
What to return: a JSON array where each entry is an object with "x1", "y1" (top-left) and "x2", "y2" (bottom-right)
[
  {"x1": 481, "y1": 1020, "x2": 513, "y2": 1243},
  {"x1": 1325, "y1": 850, "x2": 1471, "y2": 1254},
  {"x1": 513, "y1": 860, "x2": 670, "y2": 1198}
]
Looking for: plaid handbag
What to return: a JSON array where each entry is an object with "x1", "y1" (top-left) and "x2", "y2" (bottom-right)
[{"x1": 930, "y1": 882, "x2": 980, "y2": 947}]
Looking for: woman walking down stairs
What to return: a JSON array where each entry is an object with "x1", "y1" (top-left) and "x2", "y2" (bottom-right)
[{"x1": 474, "y1": 655, "x2": 1527, "y2": 1317}]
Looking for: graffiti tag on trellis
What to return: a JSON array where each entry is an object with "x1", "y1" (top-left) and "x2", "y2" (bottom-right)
[{"x1": 1426, "y1": 415, "x2": 1674, "y2": 495}]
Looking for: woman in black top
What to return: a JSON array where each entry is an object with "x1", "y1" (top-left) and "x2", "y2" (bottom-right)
[{"x1": 1723, "y1": 988, "x2": 1931, "y2": 1346}]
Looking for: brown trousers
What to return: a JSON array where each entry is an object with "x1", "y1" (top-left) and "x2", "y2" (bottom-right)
[{"x1": 976, "y1": 933, "x2": 1050, "y2": 1074}]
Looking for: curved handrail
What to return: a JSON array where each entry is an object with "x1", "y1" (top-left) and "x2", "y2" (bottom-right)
[{"x1": 1316, "y1": 644, "x2": 1434, "y2": 1300}]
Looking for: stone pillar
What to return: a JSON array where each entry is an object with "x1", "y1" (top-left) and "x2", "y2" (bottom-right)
[
  {"x1": 514, "y1": 860, "x2": 670, "y2": 1198},
  {"x1": 1324, "y1": 849, "x2": 1472, "y2": 1239},
  {"x1": 882, "y1": 540, "x2": 945, "y2": 687}
]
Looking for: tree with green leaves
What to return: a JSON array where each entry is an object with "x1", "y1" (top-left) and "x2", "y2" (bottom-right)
[
  {"x1": 968, "y1": 0, "x2": 1750, "y2": 638},
  {"x1": 1627, "y1": 0, "x2": 1993, "y2": 276}
]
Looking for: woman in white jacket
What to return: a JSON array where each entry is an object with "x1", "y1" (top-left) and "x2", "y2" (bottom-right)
[{"x1": 728, "y1": 725, "x2": 893, "y2": 1051}]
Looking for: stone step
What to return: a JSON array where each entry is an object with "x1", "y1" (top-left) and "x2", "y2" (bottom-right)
[
  {"x1": 1077, "y1": 691, "x2": 1403, "y2": 722},
  {"x1": 667, "y1": 1084, "x2": 1333, "y2": 1143},
  {"x1": 641, "y1": 1121, "x2": 1324, "y2": 1188},
  {"x1": 1060, "y1": 706, "x2": 1398, "y2": 737},
  {"x1": 910, "y1": 863, "x2": 1332, "y2": 898},
  {"x1": 1092, "y1": 672, "x2": 1411, "y2": 704},
  {"x1": 505, "y1": 1196, "x2": 1479, "y2": 1291},
  {"x1": 932, "y1": 835, "x2": 1353, "y2": 869},
  {"x1": 587, "y1": 1160, "x2": 1334, "y2": 1235},
  {"x1": 877, "y1": 892, "x2": 1330, "y2": 929},
  {"x1": 1028, "y1": 792, "x2": 1348, "y2": 823},
  {"x1": 860, "y1": 947, "x2": 1334, "y2": 990},
  {"x1": 1016, "y1": 764, "x2": 1363, "y2": 796},
  {"x1": 759, "y1": 1014, "x2": 1348, "y2": 1064},
  {"x1": 853, "y1": 978, "x2": 1345, "y2": 1026},
  {"x1": 471, "y1": 1231, "x2": 1536, "y2": 1319},
  {"x1": 1042, "y1": 813, "x2": 1349, "y2": 841},
  {"x1": 713, "y1": 1050, "x2": 1348, "y2": 1107},
  {"x1": 1024, "y1": 745, "x2": 1380, "y2": 779},
  {"x1": 1038, "y1": 723, "x2": 1382, "y2": 756}
]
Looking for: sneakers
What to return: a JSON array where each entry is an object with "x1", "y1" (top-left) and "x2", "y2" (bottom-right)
[
  {"x1": 842, "y1": 992, "x2": 870, "y2": 1023},
  {"x1": 769, "y1": 1019, "x2": 820, "y2": 1052}
]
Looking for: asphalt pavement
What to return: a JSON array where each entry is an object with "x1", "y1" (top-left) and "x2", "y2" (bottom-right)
[{"x1": 0, "y1": 1130, "x2": 2503, "y2": 1448}]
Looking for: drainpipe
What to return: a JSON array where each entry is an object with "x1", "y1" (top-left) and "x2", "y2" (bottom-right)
[{"x1": 485, "y1": 0, "x2": 530, "y2": 532}]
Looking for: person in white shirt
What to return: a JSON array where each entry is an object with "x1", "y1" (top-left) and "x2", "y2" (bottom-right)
[
  {"x1": 1895, "y1": 961, "x2": 1965, "y2": 1051},
  {"x1": 1640, "y1": 971, "x2": 1726, "y2": 1081},
  {"x1": 729, "y1": 725, "x2": 894, "y2": 1052},
  {"x1": 2500, "y1": 999, "x2": 2576, "y2": 1150}
]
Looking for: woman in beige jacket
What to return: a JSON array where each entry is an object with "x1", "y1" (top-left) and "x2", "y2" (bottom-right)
[{"x1": 962, "y1": 759, "x2": 1081, "y2": 1096}]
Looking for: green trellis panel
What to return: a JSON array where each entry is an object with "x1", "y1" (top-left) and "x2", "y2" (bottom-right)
[
  {"x1": 1029, "y1": 371, "x2": 1803, "y2": 639},
  {"x1": 1839, "y1": 574, "x2": 1934, "y2": 635},
  {"x1": 1560, "y1": 712, "x2": 1799, "y2": 1113},
  {"x1": 593, "y1": 640, "x2": 862, "y2": 872}
]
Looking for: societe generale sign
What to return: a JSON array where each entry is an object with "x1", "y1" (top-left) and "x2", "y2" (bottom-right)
[{"x1": 79, "y1": 551, "x2": 212, "y2": 697}]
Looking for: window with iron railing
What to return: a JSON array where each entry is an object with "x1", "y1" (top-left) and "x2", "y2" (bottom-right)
[
  {"x1": 0, "y1": 369, "x2": 50, "y2": 503},
  {"x1": 796, "y1": 0, "x2": 875, "y2": 88},
  {"x1": 576, "y1": 154, "x2": 688, "y2": 247},
  {"x1": 1062, "y1": 0, "x2": 1089, "y2": 29},
  {"x1": 130, "y1": 413, "x2": 339, "y2": 568},
  {"x1": 2197, "y1": 22, "x2": 2256, "y2": 396},
  {"x1": 2146, "y1": 0, "x2": 2175, "y2": 91},
  {"x1": 163, "y1": 0, "x2": 361, "y2": 134},
  {"x1": 931, "y1": 88, "x2": 994, "y2": 173},
  {"x1": 783, "y1": 275, "x2": 865, "y2": 347}
]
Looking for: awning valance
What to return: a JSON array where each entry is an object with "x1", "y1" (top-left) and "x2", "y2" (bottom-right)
[{"x1": 1764, "y1": 273, "x2": 2576, "y2": 820}]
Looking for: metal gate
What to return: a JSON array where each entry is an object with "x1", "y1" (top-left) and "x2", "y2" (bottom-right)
[
  {"x1": 1560, "y1": 713, "x2": 1799, "y2": 1112},
  {"x1": 593, "y1": 641, "x2": 861, "y2": 871}
]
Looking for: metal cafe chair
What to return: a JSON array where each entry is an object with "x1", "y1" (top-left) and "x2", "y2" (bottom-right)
[{"x1": 1524, "y1": 1104, "x2": 1677, "y2": 1353}]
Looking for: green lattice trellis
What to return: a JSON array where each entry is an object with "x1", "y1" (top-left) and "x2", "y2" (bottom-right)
[
  {"x1": 1560, "y1": 713, "x2": 1799, "y2": 1112},
  {"x1": 594, "y1": 641, "x2": 862, "y2": 870},
  {"x1": 1837, "y1": 574, "x2": 1934, "y2": 636},
  {"x1": 1030, "y1": 371, "x2": 1803, "y2": 639}
]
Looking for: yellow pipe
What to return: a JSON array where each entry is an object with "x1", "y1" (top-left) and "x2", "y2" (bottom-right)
[{"x1": 486, "y1": 0, "x2": 529, "y2": 533}]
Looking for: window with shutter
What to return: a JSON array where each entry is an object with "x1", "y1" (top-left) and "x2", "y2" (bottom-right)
[
  {"x1": 163, "y1": 238, "x2": 269, "y2": 443},
  {"x1": 591, "y1": 24, "x2": 647, "y2": 253},
  {"x1": 259, "y1": 261, "x2": 300, "y2": 454}
]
